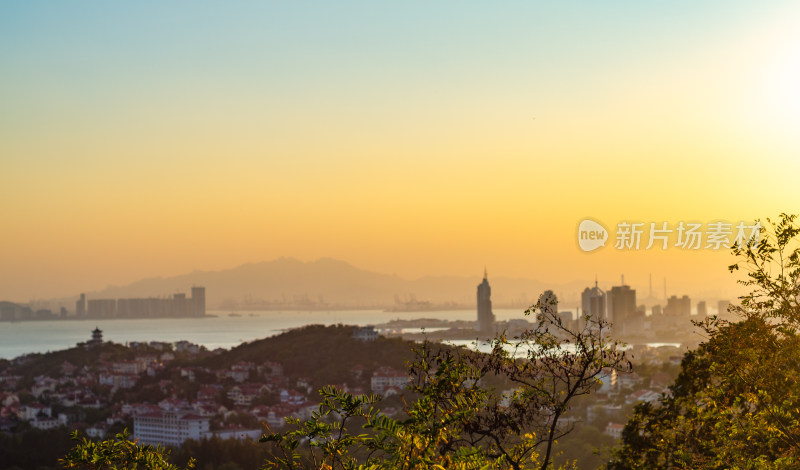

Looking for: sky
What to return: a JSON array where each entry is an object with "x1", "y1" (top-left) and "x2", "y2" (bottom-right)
[{"x1": 2, "y1": 1, "x2": 800, "y2": 303}]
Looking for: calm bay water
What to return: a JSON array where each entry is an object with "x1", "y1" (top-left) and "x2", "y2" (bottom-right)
[{"x1": 0, "y1": 309, "x2": 538, "y2": 359}]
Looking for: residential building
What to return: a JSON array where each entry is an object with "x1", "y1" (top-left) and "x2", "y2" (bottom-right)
[
  {"x1": 607, "y1": 284, "x2": 636, "y2": 327},
  {"x1": 664, "y1": 295, "x2": 691, "y2": 317},
  {"x1": 581, "y1": 280, "x2": 606, "y2": 322},
  {"x1": 371, "y1": 366, "x2": 409, "y2": 395},
  {"x1": 133, "y1": 410, "x2": 210, "y2": 447},
  {"x1": 353, "y1": 326, "x2": 378, "y2": 341}
]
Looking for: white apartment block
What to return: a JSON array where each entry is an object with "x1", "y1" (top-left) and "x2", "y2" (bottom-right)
[{"x1": 133, "y1": 410, "x2": 210, "y2": 447}]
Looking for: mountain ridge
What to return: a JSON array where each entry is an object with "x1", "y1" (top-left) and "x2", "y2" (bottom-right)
[
  {"x1": 39, "y1": 257, "x2": 587, "y2": 310},
  {"x1": 20, "y1": 257, "x2": 659, "y2": 311}
]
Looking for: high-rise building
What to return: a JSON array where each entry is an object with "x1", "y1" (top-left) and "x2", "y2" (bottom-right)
[
  {"x1": 76, "y1": 293, "x2": 86, "y2": 317},
  {"x1": 664, "y1": 295, "x2": 691, "y2": 316},
  {"x1": 681, "y1": 295, "x2": 691, "y2": 316},
  {"x1": 581, "y1": 280, "x2": 606, "y2": 322},
  {"x1": 191, "y1": 287, "x2": 206, "y2": 317},
  {"x1": 557, "y1": 310, "x2": 575, "y2": 331},
  {"x1": 82, "y1": 287, "x2": 206, "y2": 319},
  {"x1": 697, "y1": 300, "x2": 707, "y2": 316},
  {"x1": 476, "y1": 269, "x2": 495, "y2": 333},
  {"x1": 718, "y1": 300, "x2": 731, "y2": 316},
  {"x1": 117, "y1": 298, "x2": 172, "y2": 317},
  {"x1": 651, "y1": 305, "x2": 662, "y2": 316},
  {"x1": 87, "y1": 299, "x2": 116, "y2": 318},
  {"x1": 607, "y1": 284, "x2": 636, "y2": 325},
  {"x1": 173, "y1": 293, "x2": 187, "y2": 317}
]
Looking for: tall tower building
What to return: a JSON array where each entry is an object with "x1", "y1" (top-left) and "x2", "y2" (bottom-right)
[
  {"x1": 607, "y1": 284, "x2": 636, "y2": 325},
  {"x1": 680, "y1": 295, "x2": 691, "y2": 316},
  {"x1": 76, "y1": 293, "x2": 86, "y2": 317},
  {"x1": 581, "y1": 279, "x2": 606, "y2": 322},
  {"x1": 696, "y1": 300, "x2": 707, "y2": 316},
  {"x1": 664, "y1": 295, "x2": 691, "y2": 316},
  {"x1": 191, "y1": 287, "x2": 206, "y2": 317},
  {"x1": 173, "y1": 293, "x2": 188, "y2": 317},
  {"x1": 476, "y1": 269, "x2": 495, "y2": 333}
]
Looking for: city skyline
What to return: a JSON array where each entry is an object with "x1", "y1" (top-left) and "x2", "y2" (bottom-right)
[
  {"x1": 2, "y1": 256, "x2": 740, "y2": 310},
  {"x1": 3, "y1": 2, "x2": 799, "y2": 301}
]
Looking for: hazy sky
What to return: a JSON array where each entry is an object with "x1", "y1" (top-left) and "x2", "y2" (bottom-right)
[{"x1": 2, "y1": 2, "x2": 800, "y2": 302}]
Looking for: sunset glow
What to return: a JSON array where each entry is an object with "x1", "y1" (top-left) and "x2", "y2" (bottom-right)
[{"x1": 2, "y1": 2, "x2": 799, "y2": 303}]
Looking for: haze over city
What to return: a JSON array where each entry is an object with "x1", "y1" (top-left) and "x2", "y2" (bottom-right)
[
  {"x1": 3, "y1": 2, "x2": 800, "y2": 303},
  {"x1": 6, "y1": 4, "x2": 800, "y2": 470}
]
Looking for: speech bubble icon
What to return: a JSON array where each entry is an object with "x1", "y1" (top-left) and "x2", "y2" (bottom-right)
[{"x1": 578, "y1": 219, "x2": 608, "y2": 252}]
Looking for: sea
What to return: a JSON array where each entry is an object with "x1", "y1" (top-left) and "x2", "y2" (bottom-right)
[{"x1": 0, "y1": 308, "x2": 543, "y2": 360}]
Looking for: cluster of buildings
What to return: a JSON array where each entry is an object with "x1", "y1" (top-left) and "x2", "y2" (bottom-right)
[
  {"x1": 473, "y1": 265, "x2": 734, "y2": 335},
  {"x1": 0, "y1": 327, "x2": 411, "y2": 448},
  {"x1": 575, "y1": 277, "x2": 732, "y2": 338},
  {"x1": 0, "y1": 300, "x2": 67, "y2": 321},
  {"x1": 75, "y1": 287, "x2": 206, "y2": 318},
  {"x1": 0, "y1": 287, "x2": 207, "y2": 322},
  {"x1": 129, "y1": 358, "x2": 410, "y2": 446},
  {"x1": 1, "y1": 361, "x2": 135, "y2": 433},
  {"x1": 473, "y1": 268, "x2": 732, "y2": 341},
  {"x1": 473, "y1": 269, "x2": 725, "y2": 335}
]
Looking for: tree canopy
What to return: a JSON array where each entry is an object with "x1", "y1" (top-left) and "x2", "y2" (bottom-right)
[
  {"x1": 60, "y1": 430, "x2": 193, "y2": 470},
  {"x1": 262, "y1": 299, "x2": 630, "y2": 470},
  {"x1": 606, "y1": 213, "x2": 800, "y2": 469}
]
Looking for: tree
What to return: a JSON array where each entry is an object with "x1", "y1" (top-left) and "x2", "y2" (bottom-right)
[
  {"x1": 60, "y1": 430, "x2": 194, "y2": 470},
  {"x1": 262, "y1": 296, "x2": 631, "y2": 470},
  {"x1": 606, "y1": 213, "x2": 800, "y2": 469}
]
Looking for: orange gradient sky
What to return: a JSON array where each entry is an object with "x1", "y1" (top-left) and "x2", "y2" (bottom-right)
[{"x1": 2, "y1": 2, "x2": 800, "y2": 302}]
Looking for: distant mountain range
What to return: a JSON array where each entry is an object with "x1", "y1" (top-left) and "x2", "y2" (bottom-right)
[{"x1": 56, "y1": 257, "x2": 597, "y2": 310}]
